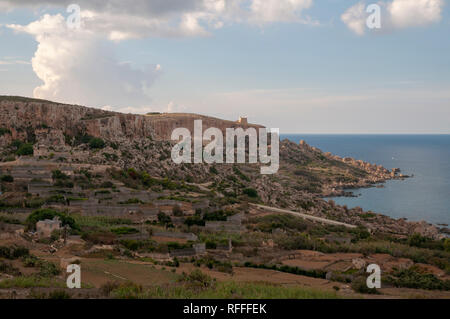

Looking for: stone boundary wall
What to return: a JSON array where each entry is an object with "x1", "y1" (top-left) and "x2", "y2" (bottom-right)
[{"x1": 153, "y1": 232, "x2": 198, "y2": 241}]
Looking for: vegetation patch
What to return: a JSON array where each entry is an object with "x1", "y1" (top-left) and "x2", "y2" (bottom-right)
[{"x1": 385, "y1": 266, "x2": 450, "y2": 291}]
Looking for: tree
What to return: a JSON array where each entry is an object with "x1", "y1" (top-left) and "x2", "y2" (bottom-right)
[
  {"x1": 157, "y1": 212, "x2": 172, "y2": 226},
  {"x1": 16, "y1": 143, "x2": 34, "y2": 156},
  {"x1": 26, "y1": 209, "x2": 78, "y2": 231},
  {"x1": 88, "y1": 137, "x2": 106, "y2": 149},
  {"x1": 243, "y1": 188, "x2": 258, "y2": 198},
  {"x1": 0, "y1": 175, "x2": 14, "y2": 183},
  {"x1": 172, "y1": 205, "x2": 183, "y2": 217}
]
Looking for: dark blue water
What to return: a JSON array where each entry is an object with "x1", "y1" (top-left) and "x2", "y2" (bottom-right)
[{"x1": 281, "y1": 134, "x2": 450, "y2": 225}]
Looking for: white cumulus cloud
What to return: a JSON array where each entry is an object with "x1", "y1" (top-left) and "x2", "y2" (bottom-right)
[
  {"x1": 388, "y1": 0, "x2": 444, "y2": 28},
  {"x1": 7, "y1": 14, "x2": 160, "y2": 108},
  {"x1": 341, "y1": 2, "x2": 367, "y2": 36},
  {"x1": 342, "y1": 0, "x2": 444, "y2": 35},
  {"x1": 249, "y1": 0, "x2": 314, "y2": 24},
  {"x1": 0, "y1": 0, "x2": 318, "y2": 39}
]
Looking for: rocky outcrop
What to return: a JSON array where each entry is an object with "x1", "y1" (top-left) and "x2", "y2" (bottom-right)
[{"x1": 0, "y1": 97, "x2": 263, "y2": 145}]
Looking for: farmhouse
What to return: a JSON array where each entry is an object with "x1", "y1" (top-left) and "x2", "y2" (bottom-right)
[{"x1": 36, "y1": 216, "x2": 62, "y2": 238}]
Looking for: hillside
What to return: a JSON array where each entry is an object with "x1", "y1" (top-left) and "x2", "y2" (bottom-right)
[
  {"x1": 0, "y1": 96, "x2": 449, "y2": 300},
  {"x1": 0, "y1": 96, "x2": 441, "y2": 237}
]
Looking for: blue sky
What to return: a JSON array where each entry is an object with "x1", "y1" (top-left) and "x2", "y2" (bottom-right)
[{"x1": 0, "y1": 0, "x2": 449, "y2": 133}]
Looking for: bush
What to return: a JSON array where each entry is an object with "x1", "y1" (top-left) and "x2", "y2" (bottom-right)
[
  {"x1": 119, "y1": 198, "x2": 143, "y2": 204},
  {"x1": 385, "y1": 266, "x2": 450, "y2": 291},
  {"x1": 243, "y1": 188, "x2": 258, "y2": 198},
  {"x1": 100, "y1": 281, "x2": 120, "y2": 296},
  {"x1": 351, "y1": 276, "x2": 379, "y2": 294},
  {"x1": 0, "y1": 175, "x2": 14, "y2": 183},
  {"x1": 89, "y1": 137, "x2": 106, "y2": 149},
  {"x1": 48, "y1": 290, "x2": 71, "y2": 299},
  {"x1": 16, "y1": 143, "x2": 34, "y2": 156},
  {"x1": 100, "y1": 181, "x2": 114, "y2": 188},
  {"x1": 81, "y1": 231, "x2": 116, "y2": 245},
  {"x1": 184, "y1": 215, "x2": 205, "y2": 227},
  {"x1": 178, "y1": 270, "x2": 216, "y2": 291},
  {"x1": 52, "y1": 170, "x2": 69, "y2": 180},
  {"x1": 252, "y1": 214, "x2": 308, "y2": 233},
  {"x1": 0, "y1": 260, "x2": 21, "y2": 276},
  {"x1": 172, "y1": 205, "x2": 183, "y2": 216},
  {"x1": 0, "y1": 246, "x2": 29, "y2": 259},
  {"x1": 110, "y1": 227, "x2": 139, "y2": 235},
  {"x1": 243, "y1": 262, "x2": 326, "y2": 279},
  {"x1": 233, "y1": 166, "x2": 250, "y2": 181},
  {"x1": 157, "y1": 212, "x2": 172, "y2": 226},
  {"x1": 38, "y1": 261, "x2": 61, "y2": 277},
  {"x1": 110, "y1": 282, "x2": 143, "y2": 299},
  {"x1": 0, "y1": 127, "x2": 11, "y2": 136},
  {"x1": 205, "y1": 241, "x2": 217, "y2": 249}
]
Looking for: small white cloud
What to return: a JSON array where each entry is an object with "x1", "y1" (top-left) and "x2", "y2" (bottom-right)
[
  {"x1": 0, "y1": 58, "x2": 31, "y2": 65},
  {"x1": 341, "y1": 2, "x2": 367, "y2": 36},
  {"x1": 342, "y1": 0, "x2": 444, "y2": 35},
  {"x1": 388, "y1": 0, "x2": 444, "y2": 29},
  {"x1": 249, "y1": 0, "x2": 315, "y2": 24},
  {"x1": 167, "y1": 101, "x2": 187, "y2": 113}
]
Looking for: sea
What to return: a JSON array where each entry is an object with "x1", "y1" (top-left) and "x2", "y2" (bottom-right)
[{"x1": 281, "y1": 134, "x2": 450, "y2": 226}]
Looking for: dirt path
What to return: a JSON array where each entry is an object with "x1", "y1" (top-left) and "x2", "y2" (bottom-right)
[{"x1": 251, "y1": 204, "x2": 357, "y2": 228}]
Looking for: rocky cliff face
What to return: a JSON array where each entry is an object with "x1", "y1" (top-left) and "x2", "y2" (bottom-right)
[{"x1": 0, "y1": 96, "x2": 263, "y2": 146}]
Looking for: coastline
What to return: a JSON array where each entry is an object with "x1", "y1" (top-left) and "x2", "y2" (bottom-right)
[{"x1": 282, "y1": 134, "x2": 450, "y2": 234}]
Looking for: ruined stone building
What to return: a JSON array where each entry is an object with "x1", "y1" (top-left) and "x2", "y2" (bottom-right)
[{"x1": 36, "y1": 216, "x2": 62, "y2": 238}]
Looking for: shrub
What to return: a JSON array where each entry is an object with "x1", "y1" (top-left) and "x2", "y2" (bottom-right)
[
  {"x1": 233, "y1": 166, "x2": 250, "y2": 181},
  {"x1": 184, "y1": 215, "x2": 205, "y2": 227},
  {"x1": 243, "y1": 188, "x2": 258, "y2": 198},
  {"x1": 48, "y1": 290, "x2": 71, "y2": 299},
  {"x1": 0, "y1": 175, "x2": 14, "y2": 183},
  {"x1": 0, "y1": 260, "x2": 21, "y2": 276},
  {"x1": 110, "y1": 227, "x2": 139, "y2": 235},
  {"x1": 16, "y1": 143, "x2": 34, "y2": 156},
  {"x1": 203, "y1": 210, "x2": 233, "y2": 222},
  {"x1": 178, "y1": 270, "x2": 216, "y2": 291},
  {"x1": 89, "y1": 137, "x2": 106, "y2": 149},
  {"x1": 3, "y1": 155, "x2": 16, "y2": 162},
  {"x1": 0, "y1": 246, "x2": 29, "y2": 259},
  {"x1": 100, "y1": 281, "x2": 120, "y2": 296},
  {"x1": 0, "y1": 127, "x2": 11, "y2": 136},
  {"x1": 81, "y1": 231, "x2": 116, "y2": 245},
  {"x1": 157, "y1": 212, "x2": 172, "y2": 226},
  {"x1": 52, "y1": 170, "x2": 70, "y2": 180},
  {"x1": 205, "y1": 241, "x2": 217, "y2": 249},
  {"x1": 351, "y1": 276, "x2": 379, "y2": 294},
  {"x1": 38, "y1": 261, "x2": 61, "y2": 277},
  {"x1": 172, "y1": 205, "x2": 183, "y2": 217},
  {"x1": 252, "y1": 214, "x2": 308, "y2": 233},
  {"x1": 119, "y1": 198, "x2": 143, "y2": 204},
  {"x1": 100, "y1": 181, "x2": 114, "y2": 188},
  {"x1": 110, "y1": 282, "x2": 143, "y2": 299},
  {"x1": 385, "y1": 266, "x2": 450, "y2": 291},
  {"x1": 243, "y1": 262, "x2": 326, "y2": 279}
]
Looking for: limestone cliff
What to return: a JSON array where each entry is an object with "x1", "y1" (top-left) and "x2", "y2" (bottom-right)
[{"x1": 0, "y1": 96, "x2": 263, "y2": 146}]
